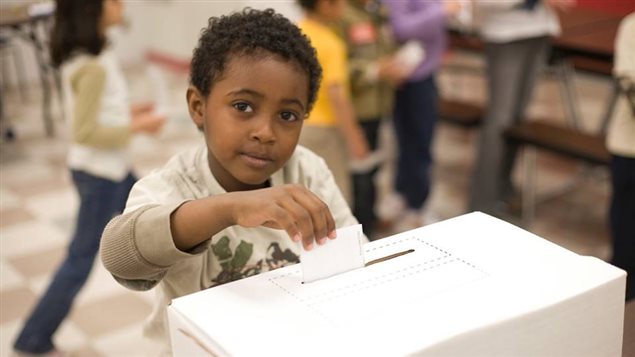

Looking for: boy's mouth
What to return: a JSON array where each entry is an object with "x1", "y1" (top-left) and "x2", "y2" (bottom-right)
[{"x1": 240, "y1": 152, "x2": 273, "y2": 169}]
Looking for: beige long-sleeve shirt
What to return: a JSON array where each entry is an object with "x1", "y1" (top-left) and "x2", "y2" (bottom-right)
[{"x1": 100, "y1": 144, "x2": 359, "y2": 354}]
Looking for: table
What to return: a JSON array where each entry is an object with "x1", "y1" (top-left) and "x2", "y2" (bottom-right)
[
  {"x1": 551, "y1": 8, "x2": 625, "y2": 131},
  {"x1": 447, "y1": 6, "x2": 627, "y2": 132},
  {"x1": 0, "y1": 1, "x2": 57, "y2": 137}
]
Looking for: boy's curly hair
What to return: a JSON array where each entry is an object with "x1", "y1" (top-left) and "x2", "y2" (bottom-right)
[{"x1": 190, "y1": 8, "x2": 322, "y2": 114}]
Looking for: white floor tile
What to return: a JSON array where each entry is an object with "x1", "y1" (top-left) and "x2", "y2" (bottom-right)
[
  {"x1": 0, "y1": 161, "x2": 58, "y2": 185},
  {"x1": 0, "y1": 259, "x2": 24, "y2": 290},
  {"x1": 0, "y1": 221, "x2": 67, "y2": 257},
  {"x1": 0, "y1": 188, "x2": 20, "y2": 210},
  {"x1": 75, "y1": 261, "x2": 132, "y2": 307},
  {"x1": 23, "y1": 188, "x2": 77, "y2": 223},
  {"x1": 92, "y1": 322, "x2": 163, "y2": 357},
  {"x1": 54, "y1": 320, "x2": 90, "y2": 353},
  {"x1": 0, "y1": 319, "x2": 22, "y2": 356}
]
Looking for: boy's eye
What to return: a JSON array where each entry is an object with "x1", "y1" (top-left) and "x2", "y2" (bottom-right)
[
  {"x1": 233, "y1": 102, "x2": 253, "y2": 113},
  {"x1": 280, "y1": 111, "x2": 299, "y2": 122}
]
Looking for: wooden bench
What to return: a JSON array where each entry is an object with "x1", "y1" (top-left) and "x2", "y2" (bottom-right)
[
  {"x1": 504, "y1": 120, "x2": 610, "y2": 227},
  {"x1": 505, "y1": 120, "x2": 610, "y2": 165},
  {"x1": 437, "y1": 98, "x2": 484, "y2": 128}
]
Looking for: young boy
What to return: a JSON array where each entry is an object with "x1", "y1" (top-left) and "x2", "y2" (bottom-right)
[{"x1": 100, "y1": 8, "x2": 359, "y2": 353}]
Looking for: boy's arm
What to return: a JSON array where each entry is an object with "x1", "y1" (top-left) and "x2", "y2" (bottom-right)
[
  {"x1": 101, "y1": 198, "x2": 237, "y2": 288},
  {"x1": 101, "y1": 186, "x2": 339, "y2": 288},
  {"x1": 100, "y1": 203, "x2": 207, "y2": 290},
  {"x1": 169, "y1": 195, "x2": 236, "y2": 250},
  {"x1": 327, "y1": 83, "x2": 370, "y2": 159}
]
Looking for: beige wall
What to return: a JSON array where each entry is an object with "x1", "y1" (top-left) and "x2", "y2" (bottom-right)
[
  {"x1": 3, "y1": 1, "x2": 302, "y2": 86},
  {"x1": 113, "y1": 1, "x2": 302, "y2": 65}
]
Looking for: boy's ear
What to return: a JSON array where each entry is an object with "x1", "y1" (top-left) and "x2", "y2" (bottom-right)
[{"x1": 186, "y1": 86, "x2": 205, "y2": 130}]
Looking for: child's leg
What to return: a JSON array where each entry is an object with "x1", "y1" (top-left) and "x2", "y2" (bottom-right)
[
  {"x1": 112, "y1": 172, "x2": 137, "y2": 214},
  {"x1": 13, "y1": 170, "x2": 121, "y2": 353},
  {"x1": 352, "y1": 119, "x2": 381, "y2": 236},
  {"x1": 392, "y1": 76, "x2": 438, "y2": 211},
  {"x1": 609, "y1": 155, "x2": 635, "y2": 301}
]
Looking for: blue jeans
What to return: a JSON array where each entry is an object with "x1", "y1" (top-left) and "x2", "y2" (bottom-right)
[
  {"x1": 392, "y1": 75, "x2": 438, "y2": 210},
  {"x1": 14, "y1": 170, "x2": 136, "y2": 353}
]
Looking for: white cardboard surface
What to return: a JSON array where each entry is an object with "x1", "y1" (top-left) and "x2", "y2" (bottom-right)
[{"x1": 168, "y1": 212, "x2": 626, "y2": 356}]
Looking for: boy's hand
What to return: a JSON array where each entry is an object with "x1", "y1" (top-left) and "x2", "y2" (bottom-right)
[{"x1": 230, "y1": 185, "x2": 337, "y2": 251}]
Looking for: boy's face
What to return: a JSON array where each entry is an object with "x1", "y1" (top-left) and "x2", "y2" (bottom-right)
[{"x1": 187, "y1": 54, "x2": 309, "y2": 192}]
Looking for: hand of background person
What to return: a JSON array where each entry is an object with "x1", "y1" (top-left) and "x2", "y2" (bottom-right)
[
  {"x1": 230, "y1": 185, "x2": 337, "y2": 251},
  {"x1": 443, "y1": 0, "x2": 463, "y2": 17},
  {"x1": 130, "y1": 102, "x2": 155, "y2": 117},
  {"x1": 378, "y1": 57, "x2": 411, "y2": 88},
  {"x1": 545, "y1": 0, "x2": 576, "y2": 12},
  {"x1": 130, "y1": 111, "x2": 165, "y2": 135}
]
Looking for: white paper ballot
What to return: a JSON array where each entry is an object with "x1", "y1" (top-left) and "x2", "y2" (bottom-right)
[
  {"x1": 394, "y1": 41, "x2": 425, "y2": 74},
  {"x1": 300, "y1": 224, "x2": 365, "y2": 283}
]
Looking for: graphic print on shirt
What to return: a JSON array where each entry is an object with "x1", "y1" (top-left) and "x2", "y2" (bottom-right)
[{"x1": 210, "y1": 236, "x2": 299, "y2": 287}]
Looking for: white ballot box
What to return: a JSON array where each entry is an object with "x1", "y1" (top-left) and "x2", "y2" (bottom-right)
[{"x1": 167, "y1": 212, "x2": 626, "y2": 356}]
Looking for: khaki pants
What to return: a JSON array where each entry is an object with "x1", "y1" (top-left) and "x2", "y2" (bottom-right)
[{"x1": 299, "y1": 125, "x2": 351, "y2": 205}]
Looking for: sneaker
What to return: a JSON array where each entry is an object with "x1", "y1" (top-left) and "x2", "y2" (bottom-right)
[
  {"x1": 377, "y1": 192, "x2": 406, "y2": 222},
  {"x1": 393, "y1": 209, "x2": 441, "y2": 233}
]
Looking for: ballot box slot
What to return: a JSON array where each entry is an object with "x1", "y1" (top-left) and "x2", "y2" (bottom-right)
[{"x1": 365, "y1": 249, "x2": 415, "y2": 267}]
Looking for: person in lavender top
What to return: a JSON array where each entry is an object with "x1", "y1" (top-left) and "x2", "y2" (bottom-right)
[{"x1": 381, "y1": 0, "x2": 461, "y2": 229}]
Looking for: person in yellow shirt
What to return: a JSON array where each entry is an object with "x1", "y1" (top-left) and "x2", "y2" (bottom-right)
[{"x1": 297, "y1": 0, "x2": 370, "y2": 204}]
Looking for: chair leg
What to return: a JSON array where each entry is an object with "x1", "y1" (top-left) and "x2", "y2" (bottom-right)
[
  {"x1": 12, "y1": 44, "x2": 30, "y2": 103},
  {"x1": 521, "y1": 146, "x2": 537, "y2": 228},
  {"x1": 557, "y1": 60, "x2": 583, "y2": 131}
]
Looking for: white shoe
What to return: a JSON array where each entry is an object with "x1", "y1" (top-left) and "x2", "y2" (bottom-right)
[
  {"x1": 421, "y1": 210, "x2": 441, "y2": 225},
  {"x1": 377, "y1": 192, "x2": 406, "y2": 221},
  {"x1": 393, "y1": 209, "x2": 441, "y2": 233}
]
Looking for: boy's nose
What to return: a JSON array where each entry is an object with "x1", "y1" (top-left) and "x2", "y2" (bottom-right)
[{"x1": 250, "y1": 117, "x2": 276, "y2": 143}]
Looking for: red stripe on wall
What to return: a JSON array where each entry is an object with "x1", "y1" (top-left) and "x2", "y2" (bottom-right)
[
  {"x1": 576, "y1": 0, "x2": 635, "y2": 15},
  {"x1": 145, "y1": 50, "x2": 190, "y2": 74}
]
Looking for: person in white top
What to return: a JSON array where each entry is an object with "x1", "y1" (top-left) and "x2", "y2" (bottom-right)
[
  {"x1": 607, "y1": 12, "x2": 635, "y2": 302},
  {"x1": 13, "y1": 0, "x2": 164, "y2": 355},
  {"x1": 468, "y1": 0, "x2": 575, "y2": 215}
]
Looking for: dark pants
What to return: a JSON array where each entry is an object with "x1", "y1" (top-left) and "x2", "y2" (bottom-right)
[
  {"x1": 352, "y1": 119, "x2": 381, "y2": 237},
  {"x1": 14, "y1": 170, "x2": 136, "y2": 353},
  {"x1": 393, "y1": 75, "x2": 438, "y2": 210},
  {"x1": 609, "y1": 155, "x2": 635, "y2": 301}
]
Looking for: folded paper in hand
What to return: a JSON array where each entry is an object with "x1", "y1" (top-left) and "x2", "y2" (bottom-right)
[
  {"x1": 300, "y1": 224, "x2": 365, "y2": 283},
  {"x1": 395, "y1": 41, "x2": 425, "y2": 73}
]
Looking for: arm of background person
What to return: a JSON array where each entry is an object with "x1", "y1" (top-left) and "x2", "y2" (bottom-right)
[
  {"x1": 71, "y1": 62, "x2": 132, "y2": 149},
  {"x1": 384, "y1": 0, "x2": 447, "y2": 42}
]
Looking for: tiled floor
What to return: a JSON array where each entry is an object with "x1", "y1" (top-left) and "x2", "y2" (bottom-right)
[{"x1": 1, "y1": 56, "x2": 633, "y2": 356}]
